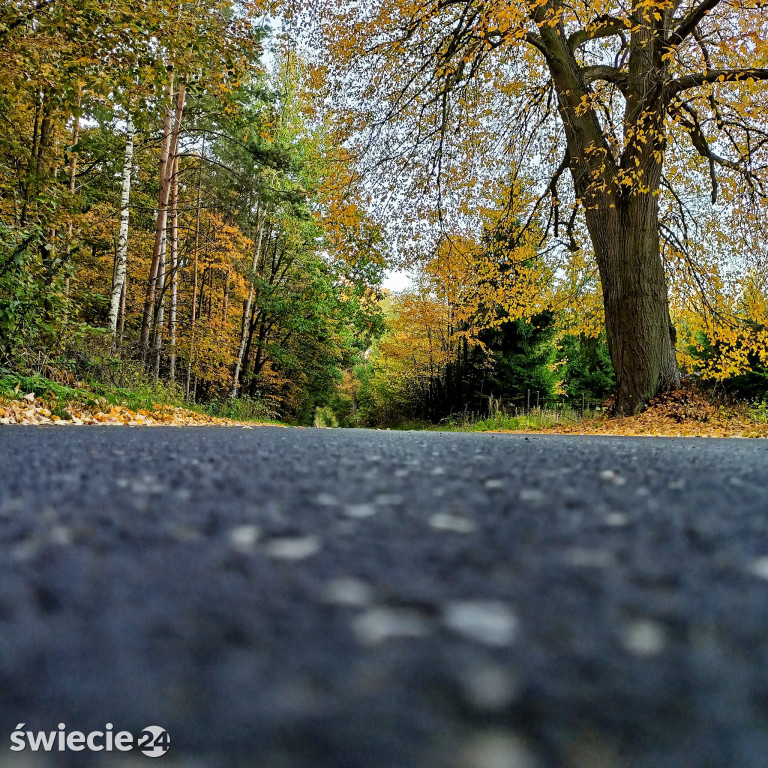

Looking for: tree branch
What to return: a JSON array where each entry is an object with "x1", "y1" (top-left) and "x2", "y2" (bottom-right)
[
  {"x1": 524, "y1": 32, "x2": 550, "y2": 60},
  {"x1": 674, "y1": 100, "x2": 747, "y2": 202},
  {"x1": 582, "y1": 64, "x2": 628, "y2": 92},
  {"x1": 669, "y1": 68, "x2": 768, "y2": 96},
  {"x1": 666, "y1": 0, "x2": 722, "y2": 49},
  {"x1": 568, "y1": 15, "x2": 627, "y2": 51}
]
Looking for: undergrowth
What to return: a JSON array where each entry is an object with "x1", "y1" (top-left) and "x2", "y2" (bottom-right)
[{"x1": 0, "y1": 370, "x2": 285, "y2": 424}]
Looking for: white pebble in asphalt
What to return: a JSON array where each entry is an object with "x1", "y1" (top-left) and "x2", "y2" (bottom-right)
[
  {"x1": 599, "y1": 470, "x2": 627, "y2": 486},
  {"x1": 747, "y1": 556, "x2": 768, "y2": 580},
  {"x1": 622, "y1": 619, "x2": 666, "y2": 657},
  {"x1": 518, "y1": 488, "x2": 545, "y2": 504},
  {"x1": 429, "y1": 513, "x2": 477, "y2": 534},
  {"x1": 343, "y1": 504, "x2": 377, "y2": 519},
  {"x1": 374, "y1": 493, "x2": 403, "y2": 505},
  {"x1": 266, "y1": 536, "x2": 321, "y2": 560},
  {"x1": 443, "y1": 601, "x2": 518, "y2": 647},
  {"x1": 461, "y1": 730, "x2": 539, "y2": 768},
  {"x1": 228, "y1": 524, "x2": 261, "y2": 551},
  {"x1": 321, "y1": 577, "x2": 375, "y2": 608},
  {"x1": 352, "y1": 607, "x2": 430, "y2": 646}
]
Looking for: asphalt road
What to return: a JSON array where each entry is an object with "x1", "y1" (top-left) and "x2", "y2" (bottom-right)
[{"x1": 1, "y1": 426, "x2": 767, "y2": 768}]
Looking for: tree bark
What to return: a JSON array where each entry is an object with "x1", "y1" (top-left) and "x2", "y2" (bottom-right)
[
  {"x1": 118, "y1": 271, "x2": 128, "y2": 343},
  {"x1": 20, "y1": 96, "x2": 41, "y2": 227},
  {"x1": 168, "y1": 156, "x2": 179, "y2": 382},
  {"x1": 186, "y1": 158, "x2": 202, "y2": 401},
  {"x1": 108, "y1": 115, "x2": 134, "y2": 336},
  {"x1": 63, "y1": 88, "x2": 82, "y2": 326},
  {"x1": 232, "y1": 203, "x2": 266, "y2": 396},
  {"x1": 585, "y1": 194, "x2": 680, "y2": 414},
  {"x1": 152, "y1": 227, "x2": 167, "y2": 379},
  {"x1": 140, "y1": 76, "x2": 186, "y2": 361}
]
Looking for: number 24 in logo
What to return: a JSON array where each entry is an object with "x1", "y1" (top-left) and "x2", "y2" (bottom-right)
[{"x1": 138, "y1": 726, "x2": 170, "y2": 757}]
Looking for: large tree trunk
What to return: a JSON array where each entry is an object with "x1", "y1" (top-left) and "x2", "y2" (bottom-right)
[{"x1": 585, "y1": 192, "x2": 680, "y2": 414}]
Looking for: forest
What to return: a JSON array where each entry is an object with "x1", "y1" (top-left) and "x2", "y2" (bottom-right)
[{"x1": 1, "y1": 0, "x2": 768, "y2": 428}]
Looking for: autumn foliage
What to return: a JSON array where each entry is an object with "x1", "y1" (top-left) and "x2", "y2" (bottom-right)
[{"x1": 2, "y1": 0, "x2": 768, "y2": 428}]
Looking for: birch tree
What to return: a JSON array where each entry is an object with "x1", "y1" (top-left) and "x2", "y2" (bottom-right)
[{"x1": 108, "y1": 115, "x2": 134, "y2": 336}]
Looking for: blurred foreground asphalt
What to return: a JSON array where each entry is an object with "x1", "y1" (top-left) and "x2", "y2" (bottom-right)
[{"x1": 0, "y1": 426, "x2": 767, "y2": 768}]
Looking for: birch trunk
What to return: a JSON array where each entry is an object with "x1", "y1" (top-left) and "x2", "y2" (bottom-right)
[
  {"x1": 108, "y1": 115, "x2": 134, "y2": 335},
  {"x1": 118, "y1": 271, "x2": 127, "y2": 342}
]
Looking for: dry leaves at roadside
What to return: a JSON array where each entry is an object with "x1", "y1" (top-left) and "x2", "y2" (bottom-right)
[
  {"x1": 534, "y1": 389, "x2": 768, "y2": 438},
  {"x1": 0, "y1": 395, "x2": 274, "y2": 428}
]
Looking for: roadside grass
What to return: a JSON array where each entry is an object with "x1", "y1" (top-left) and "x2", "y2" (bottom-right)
[
  {"x1": 0, "y1": 370, "x2": 178, "y2": 410},
  {"x1": 0, "y1": 372, "x2": 287, "y2": 426},
  {"x1": 0, "y1": 373, "x2": 92, "y2": 413},
  {"x1": 439, "y1": 407, "x2": 600, "y2": 433},
  {"x1": 749, "y1": 400, "x2": 768, "y2": 423},
  {"x1": 201, "y1": 395, "x2": 283, "y2": 424},
  {"x1": 399, "y1": 390, "x2": 768, "y2": 437}
]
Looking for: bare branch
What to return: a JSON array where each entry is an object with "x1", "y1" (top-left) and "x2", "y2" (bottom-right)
[{"x1": 673, "y1": 100, "x2": 748, "y2": 202}]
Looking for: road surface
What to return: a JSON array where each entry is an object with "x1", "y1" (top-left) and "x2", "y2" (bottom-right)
[{"x1": 0, "y1": 426, "x2": 767, "y2": 767}]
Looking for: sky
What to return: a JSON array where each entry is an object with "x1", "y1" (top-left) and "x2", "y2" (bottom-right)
[{"x1": 382, "y1": 270, "x2": 412, "y2": 292}]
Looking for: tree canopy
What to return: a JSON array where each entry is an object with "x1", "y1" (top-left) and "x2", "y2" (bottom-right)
[{"x1": 291, "y1": 0, "x2": 768, "y2": 412}]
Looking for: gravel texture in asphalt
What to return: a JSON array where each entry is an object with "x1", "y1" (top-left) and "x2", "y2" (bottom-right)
[{"x1": 0, "y1": 426, "x2": 767, "y2": 768}]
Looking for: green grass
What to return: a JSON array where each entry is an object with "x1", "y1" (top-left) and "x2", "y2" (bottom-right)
[
  {"x1": 434, "y1": 407, "x2": 600, "y2": 432},
  {"x1": 0, "y1": 371, "x2": 172, "y2": 411},
  {"x1": 749, "y1": 400, "x2": 768, "y2": 423},
  {"x1": 0, "y1": 372, "x2": 94, "y2": 404},
  {"x1": 372, "y1": 407, "x2": 600, "y2": 432},
  {"x1": 196, "y1": 395, "x2": 285, "y2": 424},
  {"x1": 0, "y1": 371, "x2": 286, "y2": 425}
]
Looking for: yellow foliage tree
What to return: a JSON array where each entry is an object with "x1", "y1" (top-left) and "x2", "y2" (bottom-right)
[{"x1": 285, "y1": 0, "x2": 768, "y2": 412}]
